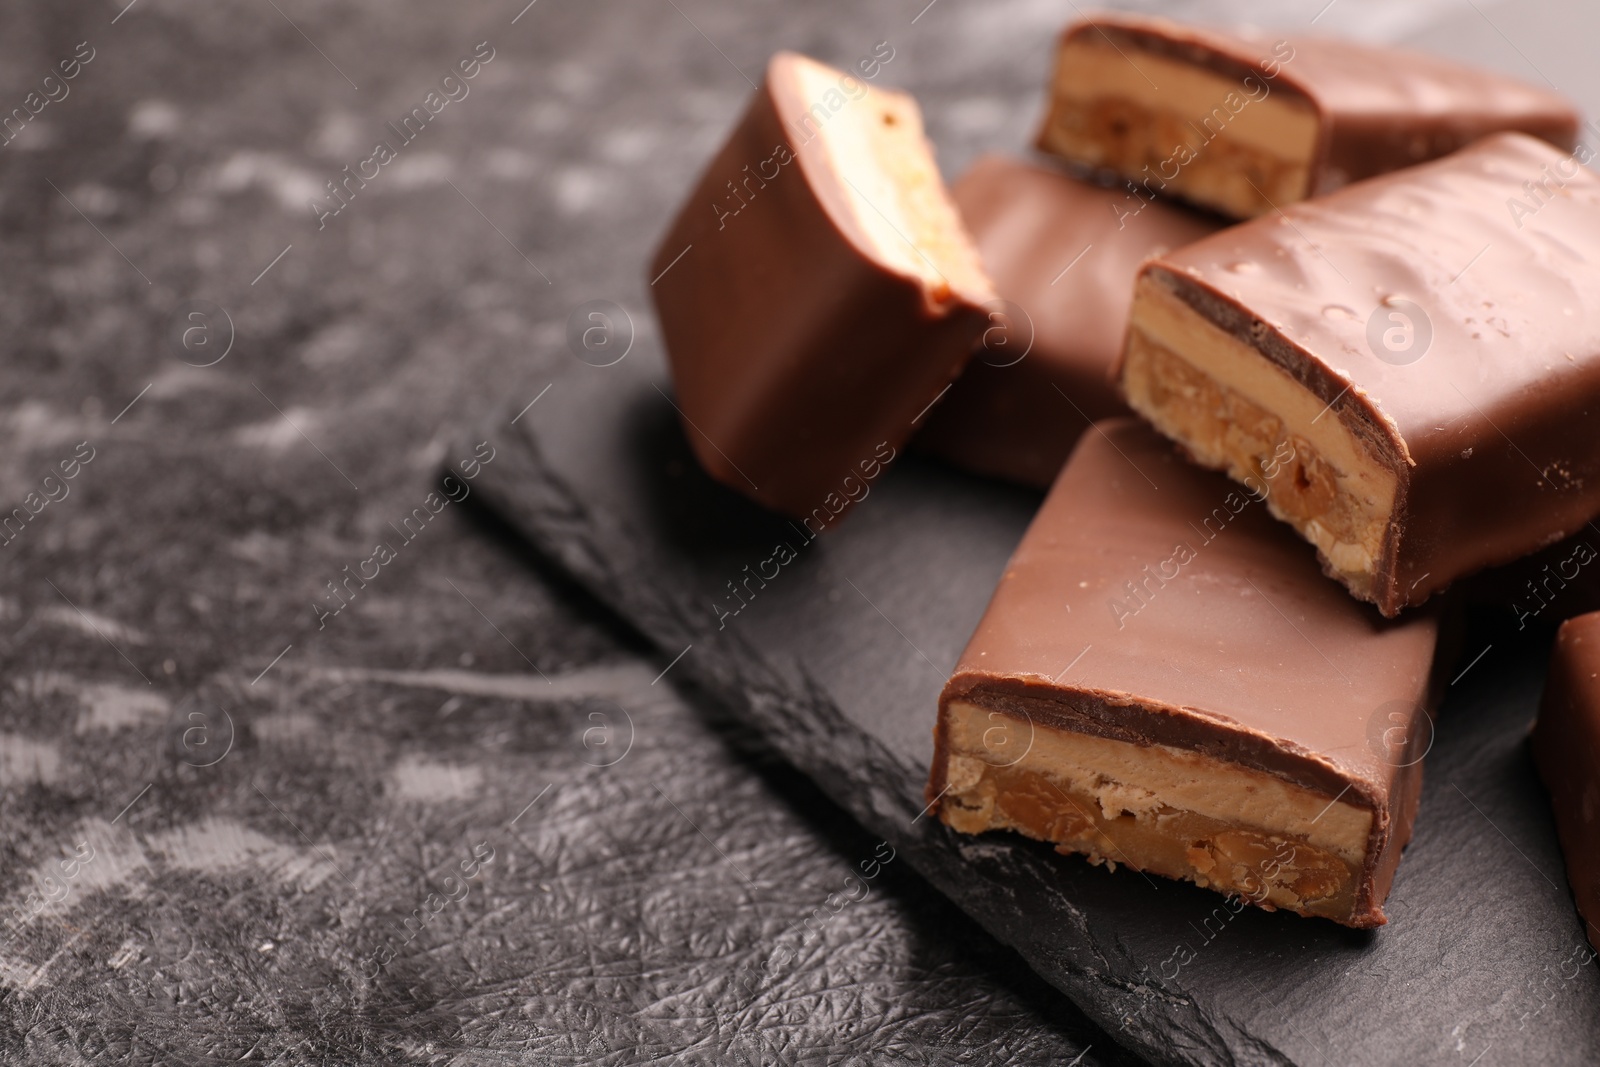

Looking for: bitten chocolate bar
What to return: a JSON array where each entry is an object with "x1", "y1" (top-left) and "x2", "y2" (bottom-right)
[
  {"x1": 1532, "y1": 611, "x2": 1600, "y2": 951},
  {"x1": 1037, "y1": 14, "x2": 1578, "y2": 219},
  {"x1": 926, "y1": 419, "x2": 1438, "y2": 926},
  {"x1": 1119, "y1": 132, "x2": 1600, "y2": 616},
  {"x1": 913, "y1": 155, "x2": 1219, "y2": 489},
  {"x1": 648, "y1": 51, "x2": 994, "y2": 522}
]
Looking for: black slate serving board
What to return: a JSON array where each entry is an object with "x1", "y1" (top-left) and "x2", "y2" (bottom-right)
[{"x1": 471, "y1": 357, "x2": 1600, "y2": 1066}]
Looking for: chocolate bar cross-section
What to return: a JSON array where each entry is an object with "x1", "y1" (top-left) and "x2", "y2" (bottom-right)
[
  {"x1": 1037, "y1": 13, "x2": 1578, "y2": 219},
  {"x1": 927, "y1": 419, "x2": 1439, "y2": 926},
  {"x1": 1120, "y1": 132, "x2": 1600, "y2": 616},
  {"x1": 649, "y1": 51, "x2": 993, "y2": 525}
]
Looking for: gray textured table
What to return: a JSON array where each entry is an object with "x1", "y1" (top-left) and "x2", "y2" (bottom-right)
[{"x1": 1, "y1": 0, "x2": 1594, "y2": 1064}]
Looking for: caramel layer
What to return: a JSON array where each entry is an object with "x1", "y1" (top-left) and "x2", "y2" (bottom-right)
[
  {"x1": 1121, "y1": 274, "x2": 1397, "y2": 603},
  {"x1": 1039, "y1": 38, "x2": 1318, "y2": 218},
  {"x1": 939, "y1": 700, "x2": 1372, "y2": 923}
]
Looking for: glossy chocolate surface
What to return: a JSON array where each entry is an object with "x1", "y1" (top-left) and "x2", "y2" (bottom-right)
[
  {"x1": 1533, "y1": 612, "x2": 1600, "y2": 951},
  {"x1": 648, "y1": 52, "x2": 989, "y2": 523},
  {"x1": 913, "y1": 155, "x2": 1220, "y2": 489},
  {"x1": 928, "y1": 419, "x2": 1439, "y2": 924},
  {"x1": 1051, "y1": 13, "x2": 1578, "y2": 198},
  {"x1": 1137, "y1": 132, "x2": 1600, "y2": 613}
]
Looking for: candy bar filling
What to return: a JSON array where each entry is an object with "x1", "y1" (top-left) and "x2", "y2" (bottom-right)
[
  {"x1": 1039, "y1": 29, "x2": 1317, "y2": 218},
  {"x1": 787, "y1": 54, "x2": 990, "y2": 304},
  {"x1": 1122, "y1": 270, "x2": 1399, "y2": 603},
  {"x1": 939, "y1": 700, "x2": 1371, "y2": 920}
]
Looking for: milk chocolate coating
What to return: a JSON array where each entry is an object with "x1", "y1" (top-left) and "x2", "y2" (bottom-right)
[
  {"x1": 1047, "y1": 14, "x2": 1578, "y2": 201},
  {"x1": 1532, "y1": 611, "x2": 1600, "y2": 951},
  {"x1": 912, "y1": 155, "x2": 1220, "y2": 489},
  {"x1": 647, "y1": 53, "x2": 990, "y2": 523},
  {"x1": 927, "y1": 419, "x2": 1439, "y2": 926},
  {"x1": 1134, "y1": 132, "x2": 1600, "y2": 615}
]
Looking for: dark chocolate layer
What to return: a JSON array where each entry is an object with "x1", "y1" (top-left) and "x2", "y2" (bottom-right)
[
  {"x1": 928, "y1": 419, "x2": 1439, "y2": 924},
  {"x1": 648, "y1": 52, "x2": 990, "y2": 523},
  {"x1": 1532, "y1": 611, "x2": 1600, "y2": 951},
  {"x1": 913, "y1": 155, "x2": 1219, "y2": 489}
]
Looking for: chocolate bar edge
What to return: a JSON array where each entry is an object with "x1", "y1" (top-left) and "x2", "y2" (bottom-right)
[
  {"x1": 926, "y1": 672, "x2": 1421, "y2": 927},
  {"x1": 646, "y1": 53, "x2": 992, "y2": 522},
  {"x1": 1126, "y1": 264, "x2": 1414, "y2": 615},
  {"x1": 1036, "y1": 15, "x2": 1579, "y2": 205}
]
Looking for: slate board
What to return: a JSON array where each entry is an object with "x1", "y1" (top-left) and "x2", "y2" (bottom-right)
[{"x1": 470, "y1": 278, "x2": 1600, "y2": 1067}]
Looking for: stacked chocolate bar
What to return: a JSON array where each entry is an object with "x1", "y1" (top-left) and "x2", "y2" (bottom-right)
[{"x1": 648, "y1": 15, "x2": 1600, "y2": 933}]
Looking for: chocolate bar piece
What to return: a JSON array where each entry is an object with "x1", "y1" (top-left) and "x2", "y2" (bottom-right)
[
  {"x1": 1118, "y1": 132, "x2": 1600, "y2": 617},
  {"x1": 913, "y1": 155, "x2": 1220, "y2": 489},
  {"x1": 1037, "y1": 14, "x2": 1579, "y2": 219},
  {"x1": 648, "y1": 51, "x2": 994, "y2": 523},
  {"x1": 926, "y1": 418, "x2": 1438, "y2": 926},
  {"x1": 1532, "y1": 611, "x2": 1600, "y2": 950}
]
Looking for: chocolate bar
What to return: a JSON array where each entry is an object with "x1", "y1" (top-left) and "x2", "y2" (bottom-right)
[
  {"x1": 1532, "y1": 611, "x2": 1600, "y2": 950},
  {"x1": 913, "y1": 155, "x2": 1220, "y2": 489},
  {"x1": 926, "y1": 418, "x2": 1438, "y2": 926},
  {"x1": 1118, "y1": 132, "x2": 1600, "y2": 617},
  {"x1": 1037, "y1": 14, "x2": 1579, "y2": 219},
  {"x1": 648, "y1": 51, "x2": 994, "y2": 523}
]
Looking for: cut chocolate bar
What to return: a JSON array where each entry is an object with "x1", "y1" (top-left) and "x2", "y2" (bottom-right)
[
  {"x1": 913, "y1": 154, "x2": 1220, "y2": 489},
  {"x1": 648, "y1": 51, "x2": 994, "y2": 524},
  {"x1": 1532, "y1": 611, "x2": 1600, "y2": 951},
  {"x1": 926, "y1": 418, "x2": 1438, "y2": 926},
  {"x1": 1037, "y1": 14, "x2": 1579, "y2": 219},
  {"x1": 1118, "y1": 132, "x2": 1600, "y2": 617}
]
